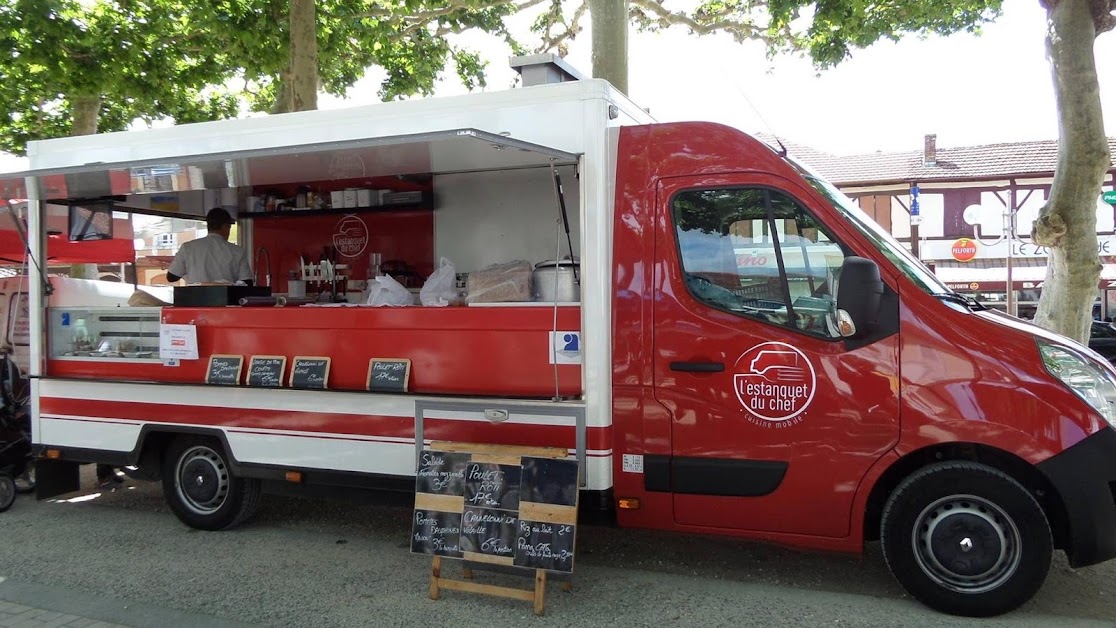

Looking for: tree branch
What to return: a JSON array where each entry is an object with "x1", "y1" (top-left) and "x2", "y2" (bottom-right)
[{"x1": 356, "y1": 0, "x2": 544, "y2": 23}]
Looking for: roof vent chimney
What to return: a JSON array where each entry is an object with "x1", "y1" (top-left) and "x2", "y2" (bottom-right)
[
  {"x1": 923, "y1": 134, "x2": 937, "y2": 166},
  {"x1": 510, "y1": 53, "x2": 585, "y2": 87}
]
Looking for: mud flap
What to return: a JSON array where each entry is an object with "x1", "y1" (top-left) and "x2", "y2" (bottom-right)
[{"x1": 35, "y1": 459, "x2": 80, "y2": 500}]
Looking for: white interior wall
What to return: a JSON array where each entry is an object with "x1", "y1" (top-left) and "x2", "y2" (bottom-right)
[{"x1": 433, "y1": 165, "x2": 581, "y2": 272}]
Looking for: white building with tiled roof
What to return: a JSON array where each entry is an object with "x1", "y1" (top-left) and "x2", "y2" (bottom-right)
[{"x1": 769, "y1": 134, "x2": 1116, "y2": 318}]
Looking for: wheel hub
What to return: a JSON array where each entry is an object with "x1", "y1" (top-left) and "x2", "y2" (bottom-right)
[
  {"x1": 928, "y1": 512, "x2": 1003, "y2": 577},
  {"x1": 174, "y1": 445, "x2": 229, "y2": 516},
  {"x1": 912, "y1": 495, "x2": 1022, "y2": 594},
  {"x1": 182, "y1": 457, "x2": 220, "y2": 504}
]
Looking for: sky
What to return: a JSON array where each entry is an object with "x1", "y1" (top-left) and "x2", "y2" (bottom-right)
[{"x1": 321, "y1": 0, "x2": 1116, "y2": 156}]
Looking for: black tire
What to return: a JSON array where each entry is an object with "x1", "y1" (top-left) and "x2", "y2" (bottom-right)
[
  {"x1": 880, "y1": 461, "x2": 1051, "y2": 617},
  {"x1": 161, "y1": 436, "x2": 262, "y2": 531},
  {"x1": 0, "y1": 473, "x2": 15, "y2": 513},
  {"x1": 14, "y1": 462, "x2": 35, "y2": 494}
]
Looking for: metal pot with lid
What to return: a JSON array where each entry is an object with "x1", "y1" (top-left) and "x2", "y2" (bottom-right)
[{"x1": 533, "y1": 257, "x2": 580, "y2": 302}]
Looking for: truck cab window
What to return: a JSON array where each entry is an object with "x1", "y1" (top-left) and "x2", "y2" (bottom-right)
[{"x1": 673, "y1": 187, "x2": 848, "y2": 339}]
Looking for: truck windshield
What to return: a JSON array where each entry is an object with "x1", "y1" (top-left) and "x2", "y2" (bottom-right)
[{"x1": 791, "y1": 165, "x2": 948, "y2": 296}]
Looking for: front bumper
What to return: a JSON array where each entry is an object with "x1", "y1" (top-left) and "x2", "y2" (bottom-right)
[{"x1": 1037, "y1": 427, "x2": 1116, "y2": 567}]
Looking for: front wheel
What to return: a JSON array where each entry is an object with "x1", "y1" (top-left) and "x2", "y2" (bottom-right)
[
  {"x1": 161, "y1": 437, "x2": 261, "y2": 530},
  {"x1": 881, "y1": 461, "x2": 1051, "y2": 617}
]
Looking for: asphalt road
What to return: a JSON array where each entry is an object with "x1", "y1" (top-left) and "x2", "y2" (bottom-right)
[{"x1": 0, "y1": 469, "x2": 1113, "y2": 627}]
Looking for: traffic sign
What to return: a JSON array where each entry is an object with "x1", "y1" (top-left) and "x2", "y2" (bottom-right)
[{"x1": 1104, "y1": 190, "x2": 1116, "y2": 205}]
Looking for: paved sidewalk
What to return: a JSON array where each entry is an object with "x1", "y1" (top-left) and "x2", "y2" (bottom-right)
[{"x1": 0, "y1": 578, "x2": 255, "y2": 628}]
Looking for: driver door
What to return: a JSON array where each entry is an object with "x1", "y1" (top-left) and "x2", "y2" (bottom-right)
[{"x1": 651, "y1": 173, "x2": 900, "y2": 538}]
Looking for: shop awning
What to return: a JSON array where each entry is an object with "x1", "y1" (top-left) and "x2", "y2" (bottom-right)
[
  {"x1": 936, "y1": 259, "x2": 1116, "y2": 291},
  {"x1": 5, "y1": 129, "x2": 582, "y2": 206}
]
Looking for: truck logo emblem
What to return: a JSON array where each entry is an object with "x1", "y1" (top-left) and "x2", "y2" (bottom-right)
[
  {"x1": 733, "y1": 342, "x2": 816, "y2": 426},
  {"x1": 333, "y1": 215, "x2": 369, "y2": 258}
]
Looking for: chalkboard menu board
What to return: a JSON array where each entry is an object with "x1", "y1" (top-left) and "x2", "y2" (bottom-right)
[
  {"x1": 412, "y1": 446, "x2": 579, "y2": 573},
  {"x1": 290, "y1": 356, "x2": 330, "y2": 389},
  {"x1": 206, "y1": 355, "x2": 243, "y2": 385},
  {"x1": 412, "y1": 510, "x2": 463, "y2": 558},
  {"x1": 367, "y1": 358, "x2": 410, "y2": 392},
  {"x1": 514, "y1": 520, "x2": 575, "y2": 572},
  {"x1": 247, "y1": 355, "x2": 286, "y2": 387}
]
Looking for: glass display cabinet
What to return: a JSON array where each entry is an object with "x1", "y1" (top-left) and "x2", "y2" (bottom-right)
[{"x1": 48, "y1": 307, "x2": 162, "y2": 361}]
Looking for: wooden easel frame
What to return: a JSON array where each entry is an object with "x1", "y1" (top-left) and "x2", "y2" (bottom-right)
[{"x1": 425, "y1": 441, "x2": 575, "y2": 616}]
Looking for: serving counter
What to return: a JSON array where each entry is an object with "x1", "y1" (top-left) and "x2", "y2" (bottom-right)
[{"x1": 46, "y1": 304, "x2": 582, "y2": 398}]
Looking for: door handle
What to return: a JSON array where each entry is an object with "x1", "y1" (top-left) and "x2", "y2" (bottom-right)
[{"x1": 670, "y1": 361, "x2": 725, "y2": 373}]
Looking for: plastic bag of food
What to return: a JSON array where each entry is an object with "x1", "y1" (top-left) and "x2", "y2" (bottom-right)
[
  {"x1": 366, "y1": 274, "x2": 415, "y2": 306},
  {"x1": 466, "y1": 260, "x2": 532, "y2": 303},
  {"x1": 420, "y1": 257, "x2": 457, "y2": 307}
]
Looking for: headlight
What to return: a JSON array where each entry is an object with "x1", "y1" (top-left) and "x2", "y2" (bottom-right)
[{"x1": 1039, "y1": 340, "x2": 1116, "y2": 427}]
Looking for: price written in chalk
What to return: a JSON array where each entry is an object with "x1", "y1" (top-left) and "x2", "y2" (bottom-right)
[
  {"x1": 411, "y1": 510, "x2": 463, "y2": 558},
  {"x1": 460, "y1": 506, "x2": 517, "y2": 558},
  {"x1": 464, "y1": 462, "x2": 521, "y2": 511},
  {"x1": 415, "y1": 451, "x2": 469, "y2": 495},
  {"x1": 514, "y1": 519, "x2": 575, "y2": 572},
  {"x1": 247, "y1": 356, "x2": 286, "y2": 387},
  {"x1": 367, "y1": 358, "x2": 411, "y2": 392},
  {"x1": 206, "y1": 355, "x2": 243, "y2": 385},
  {"x1": 290, "y1": 356, "x2": 330, "y2": 389}
]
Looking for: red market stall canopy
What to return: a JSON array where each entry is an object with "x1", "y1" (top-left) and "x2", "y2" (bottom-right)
[
  {"x1": 0, "y1": 201, "x2": 135, "y2": 266},
  {"x1": 0, "y1": 230, "x2": 135, "y2": 265}
]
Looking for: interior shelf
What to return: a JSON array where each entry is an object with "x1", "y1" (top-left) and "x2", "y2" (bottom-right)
[{"x1": 239, "y1": 201, "x2": 432, "y2": 219}]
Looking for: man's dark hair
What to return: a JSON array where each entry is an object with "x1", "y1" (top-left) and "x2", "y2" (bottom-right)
[{"x1": 206, "y1": 207, "x2": 234, "y2": 232}]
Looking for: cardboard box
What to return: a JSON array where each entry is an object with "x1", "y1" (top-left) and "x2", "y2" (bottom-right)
[{"x1": 330, "y1": 191, "x2": 345, "y2": 209}]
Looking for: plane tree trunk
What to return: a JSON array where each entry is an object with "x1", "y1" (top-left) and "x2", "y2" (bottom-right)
[
  {"x1": 590, "y1": 0, "x2": 628, "y2": 94},
  {"x1": 1031, "y1": 0, "x2": 1112, "y2": 345}
]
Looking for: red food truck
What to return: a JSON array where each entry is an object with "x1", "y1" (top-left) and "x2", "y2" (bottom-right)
[{"x1": 5, "y1": 67, "x2": 1115, "y2": 616}]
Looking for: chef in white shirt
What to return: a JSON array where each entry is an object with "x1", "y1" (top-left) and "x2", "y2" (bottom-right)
[{"x1": 166, "y1": 208, "x2": 253, "y2": 284}]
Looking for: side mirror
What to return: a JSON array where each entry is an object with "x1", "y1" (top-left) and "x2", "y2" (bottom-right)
[{"x1": 835, "y1": 256, "x2": 884, "y2": 338}]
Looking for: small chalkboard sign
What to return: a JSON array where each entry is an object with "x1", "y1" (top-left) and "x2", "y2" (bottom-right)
[
  {"x1": 290, "y1": 356, "x2": 330, "y2": 389},
  {"x1": 464, "y1": 462, "x2": 522, "y2": 511},
  {"x1": 416, "y1": 451, "x2": 470, "y2": 495},
  {"x1": 247, "y1": 355, "x2": 286, "y2": 387},
  {"x1": 206, "y1": 354, "x2": 243, "y2": 385},
  {"x1": 367, "y1": 358, "x2": 410, "y2": 393},
  {"x1": 460, "y1": 506, "x2": 518, "y2": 559},
  {"x1": 412, "y1": 510, "x2": 464, "y2": 558},
  {"x1": 514, "y1": 519, "x2": 575, "y2": 572},
  {"x1": 519, "y1": 457, "x2": 578, "y2": 507}
]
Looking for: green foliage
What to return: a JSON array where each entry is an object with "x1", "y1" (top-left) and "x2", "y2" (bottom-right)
[
  {"x1": 771, "y1": 0, "x2": 1004, "y2": 67},
  {"x1": 0, "y1": 0, "x2": 241, "y2": 155},
  {"x1": 0, "y1": 0, "x2": 526, "y2": 153},
  {"x1": 188, "y1": 0, "x2": 523, "y2": 111},
  {"x1": 620, "y1": 0, "x2": 1004, "y2": 69}
]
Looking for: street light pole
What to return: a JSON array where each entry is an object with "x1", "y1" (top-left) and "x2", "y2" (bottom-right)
[{"x1": 1006, "y1": 196, "x2": 1015, "y2": 318}]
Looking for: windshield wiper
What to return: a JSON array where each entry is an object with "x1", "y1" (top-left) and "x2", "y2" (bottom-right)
[{"x1": 934, "y1": 292, "x2": 985, "y2": 310}]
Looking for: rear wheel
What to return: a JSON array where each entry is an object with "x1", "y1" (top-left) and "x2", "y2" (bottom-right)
[
  {"x1": 881, "y1": 461, "x2": 1051, "y2": 617},
  {"x1": 0, "y1": 473, "x2": 15, "y2": 512},
  {"x1": 161, "y1": 437, "x2": 261, "y2": 530}
]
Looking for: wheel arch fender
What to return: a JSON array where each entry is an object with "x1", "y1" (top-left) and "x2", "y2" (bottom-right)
[
  {"x1": 858, "y1": 442, "x2": 1069, "y2": 551},
  {"x1": 133, "y1": 425, "x2": 242, "y2": 475}
]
